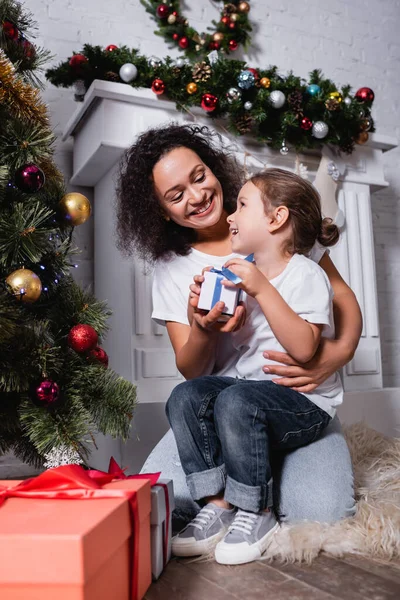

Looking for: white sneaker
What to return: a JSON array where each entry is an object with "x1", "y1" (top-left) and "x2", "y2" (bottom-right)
[
  {"x1": 215, "y1": 509, "x2": 280, "y2": 565},
  {"x1": 172, "y1": 503, "x2": 236, "y2": 557}
]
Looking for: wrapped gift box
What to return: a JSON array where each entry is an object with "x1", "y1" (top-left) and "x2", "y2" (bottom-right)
[
  {"x1": 150, "y1": 479, "x2": 175, "y2": 580},
  {"x1": 0, "y1": 476, "x2": 152, "y2": 600},
  {"x1": 198, "y1": 271, "x2": 241, "y2": 319}
]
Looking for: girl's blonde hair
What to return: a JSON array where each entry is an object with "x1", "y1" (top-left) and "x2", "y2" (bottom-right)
[{"x1": 250, "y1": 168, "x2": 339, "y2": 255}]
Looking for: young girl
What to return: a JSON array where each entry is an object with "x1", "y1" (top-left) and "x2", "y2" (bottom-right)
[{"x1": 167, "y1": 168, "x2": 343, "y2": 565}]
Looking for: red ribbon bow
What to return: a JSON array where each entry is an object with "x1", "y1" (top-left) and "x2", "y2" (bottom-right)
[{"x1": 0, "y1": 461, "x2": 162, "y2": 599}]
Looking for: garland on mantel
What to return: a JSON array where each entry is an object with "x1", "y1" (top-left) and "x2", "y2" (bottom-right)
[{"x1": 45, "y1": 0, "x2": 375, "y2": 155}]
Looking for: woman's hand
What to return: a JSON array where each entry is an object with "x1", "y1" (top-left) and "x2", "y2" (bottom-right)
[
  {"x1": 188, "y1": 270, "x2": 246, "y2": 333},
  {"x1": 263, "y1": 338, "x2": 347, "y2": 392},
  {"x1": 222, "y1": 258, "x2": 268, "y2": 298}
]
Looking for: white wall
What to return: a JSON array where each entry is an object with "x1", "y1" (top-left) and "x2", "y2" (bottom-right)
[{"x1": 30, "y1": 0, "x2": 400, "y2": 387}]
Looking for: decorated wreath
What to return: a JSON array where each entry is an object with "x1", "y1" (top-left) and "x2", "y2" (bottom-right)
[{"x1": 44, "y1": 1, "x2": 375, "y2": 155}]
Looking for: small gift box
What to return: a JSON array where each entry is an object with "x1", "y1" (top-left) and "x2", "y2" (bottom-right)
[
  {"x1": 197, "y1": 271, "x2": 241, "y2": 319},
  {"x1": 150, "y1": 479, "x2": 175, "y2": 580},
  {"x1": 0, "y1": 466, "x2": 153, "y2": 600}
]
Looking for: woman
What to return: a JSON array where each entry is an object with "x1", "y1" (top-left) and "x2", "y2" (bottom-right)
[{"x1": 116, "y1": 123, "x2": 359, "y2": 525}]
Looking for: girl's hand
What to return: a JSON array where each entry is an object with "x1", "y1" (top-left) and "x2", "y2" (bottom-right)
[
  {"x1": 223, "y1": 258, "x2": 268, "y2": 298},
  {"x1": 262, "y1": 338, "x2": 345, "y2": 392}
]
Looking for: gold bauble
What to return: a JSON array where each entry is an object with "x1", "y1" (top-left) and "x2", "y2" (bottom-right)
[
  {"x1": 167, "y1": 14, "x2": 176, "y2": 25},
  {"x1": 59, "y1": 192, "x2": 92, "y2": 226},
  {"x1": 6, "y1": 268, "x2": 42, "y2": 303},
  {"x1": 260, "y1": 77, "x2": 271, "y2": 89},
  {"x1": 328, "y1": 91, "x2": 342, "y2": 103},
  {"x1": 213, "y1": 32, "x2": 224, "y2": 42},
  {"x1": 356, "y1": 132, "x2": 369, "y2": 145},
  {"x1": 238, "y1": 1, "x2": 250, "y2": 13},
  {"x1": 230, "y1": 13, "x2": 239, "y2": 22},
  {"x1": 186, "y1": 82, "x2": 198, "y2": 95}
]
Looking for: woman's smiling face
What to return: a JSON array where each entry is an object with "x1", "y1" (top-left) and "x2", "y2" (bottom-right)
[{"x1": 153, "y1": 147, "x2": 224, "y2": 230}]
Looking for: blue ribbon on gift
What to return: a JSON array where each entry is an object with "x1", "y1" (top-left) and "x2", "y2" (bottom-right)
[{"x1": 210, "y1": 254, "x2": 254, "y2": 308}]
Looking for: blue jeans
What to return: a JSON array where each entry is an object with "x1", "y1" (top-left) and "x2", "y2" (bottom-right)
[{"x1": 166, "y1": 376, "x2": 332, "y2": 513}]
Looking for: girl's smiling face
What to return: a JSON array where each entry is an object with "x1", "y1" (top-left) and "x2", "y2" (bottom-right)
[
  {"x1": 153, "y1": 147, "x2": 224, "y2": 230},
  {"x1": 227, "y1": 181, "x2": 271, "y2": 255}
]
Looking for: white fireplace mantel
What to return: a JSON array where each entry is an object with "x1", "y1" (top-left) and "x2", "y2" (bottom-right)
[{"x1": 62, "y1": 80, "x2": 399, "y2": 467}]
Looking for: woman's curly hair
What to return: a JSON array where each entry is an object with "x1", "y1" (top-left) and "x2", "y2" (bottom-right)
[{"x1": 116, "y1": 123, "x2": 244, "y2": 262}]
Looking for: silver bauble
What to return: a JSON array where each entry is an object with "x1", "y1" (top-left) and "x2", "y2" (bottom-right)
[
  {"x1": 119, "y1": 63, "x2": 138, "y2": 83},
  {"x1": 244, "y1": 101, "x2": 253, "y2": 110},
  {"x1": 237, "y1": 69, "x2": 256, "y2": 90},
  {"x1": 312, "y1": 121, "x2": 329, "y2": 139},
  {"x1": 269, "y1": 90, "x2": 286, "y2": 109},
  {"x1": 226, "y1": 87, "x2": 242, "y2": 104},
  {"x1": 280, "y1": 145, "x2": 289, "y2": 156},
  {"x1": 344, "y1": 97, "x2": 352, "y2": 106},
  {"x1": 149, "y1": 56, "x2": 161, "y2": 69},
  {"x1": 175, "y1": 57, "x2": 186, "y2": 68}
]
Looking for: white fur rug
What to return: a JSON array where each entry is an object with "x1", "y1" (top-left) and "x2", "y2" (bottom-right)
[{"x1": 264, "y1": 422, "x2": 400, "y2": 563}]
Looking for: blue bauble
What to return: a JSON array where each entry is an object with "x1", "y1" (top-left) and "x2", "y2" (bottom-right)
[
  {"x1": 306, "y1": 84, "x2": 321, "y2": 96},
  {"x1": 237, "y1": 69, "x2": 256, "y2": 90}
]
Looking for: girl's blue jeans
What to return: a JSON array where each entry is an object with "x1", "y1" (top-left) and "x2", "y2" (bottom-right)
[{"x1": 165, "y1": 376, "x2": 333, "y2": 513}]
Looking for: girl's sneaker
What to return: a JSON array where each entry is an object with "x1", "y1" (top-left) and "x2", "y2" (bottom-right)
[
  {"x1": 172, "y1": 503, "x2": 236, "y2": 557},
  {"x1": 214, "y1": 509, "x2": 280, "y2": 565}
]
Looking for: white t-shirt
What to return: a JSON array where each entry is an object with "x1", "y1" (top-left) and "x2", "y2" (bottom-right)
[
  {"x1": 230, "y1": 253, "x2": 343, "y2": 417},
  {"x1": 151, "y1": 243, "x2": 338, "y2": 402}
]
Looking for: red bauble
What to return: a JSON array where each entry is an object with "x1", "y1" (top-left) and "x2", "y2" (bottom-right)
[
  {"x1": 89, "y1": 346, "x2": 109, "y2": 367},
  {"x1": 229, "y1": 39, "x2": 238, "y2": 51},
  {"x1": 69, "y1": 54, "x2": 88, "y2": 69},
  {"x1": 247, "y1": 68, "x2": 260, "y2": 80},
  {"x1": 156, "y1": 3, "x2": 170, "y2": 19},
  {"x1": 172, "y1": 33, "x2": 179, "y2": 40},
  {"x1": 106, "y1": 44, "x2": 118, "y2": 52},
  {"x1": 355, "y1": 87, "x2": 375, "y2": 103},
  {"x1": 22, "y1": 39, "x2": 35, "y2": 59},
  {"x1": 68, "y1": 324, "x2": 98, "y2": 353},
  {"x1": 178, "y1": 36, "x2": 189, "y2": 49},
  {"x1": 228, "y1": 21, "x2": 236, "y2": 30},
  {"x1": 300, "y1": 116, "x2": 313, "y2": 131},
  {"x1": 33, "y1": 380, "x2": 60, "y2": 407},
  {"x1": 221, "y1": 16, "x2": 231, "y2": 25},
  {"x1": 209, "y1": 41, "x2": 220, "y2": 50},
  {"x1": 151, "y1": 78, "x2": 165, "y2": 95},
  {"x1": 172, "y1": 11, "x2": 178, "y2": 16},
  {"x1": 14, "y1": 163, "x2": 45, "y2": 193},
  {"x1": 201, "y1": 93, "x2": 218, "y2": 112},
  {"x1": 3, "y1": 20, "x2": 19, "y2": 41}
]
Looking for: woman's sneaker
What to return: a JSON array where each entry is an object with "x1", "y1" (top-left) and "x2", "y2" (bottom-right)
[
  {"x1": 172, "y1": 503, "x2": 236, "y2": 557},
  {"x1": 214, "y1": 509, "x2": 280, "y2": 565}
]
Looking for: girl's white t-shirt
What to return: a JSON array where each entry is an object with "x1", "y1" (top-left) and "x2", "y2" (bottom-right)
[{"x1": 151, "y1": 242, "x2": 333, "y2": 387}]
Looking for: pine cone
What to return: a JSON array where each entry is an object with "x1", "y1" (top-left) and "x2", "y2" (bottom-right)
[
  {"x1": 234, "y1": 114, "x2": 253, "y2": 134},
  {"x1": 325, "y1": 98, "x2": 340, "y2": 111},
  {"x1": 105, "y1": 71, "x2": 119, "y2": 82},
  {"x1": 340, "y1": 139, "x2": 355, "y2": 154},
  {"x1": 192, "y1": 61, "x2": 212, "y2": 83},
  {"x1": 288, "y1": 90, "x2": 303, "y2": 115},
  {"x1": 224, "y1": 4, "x2": 237, "y2": 15}
]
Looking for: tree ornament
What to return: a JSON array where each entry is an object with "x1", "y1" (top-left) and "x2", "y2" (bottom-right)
[
  {"x1": 68, "y1": 324, "x2": 98, "y2": 353},
  {"x1": 156, "y1": 3, "x2": 170, "y2": 19},
  {"x1": 22, "y1": 39, "x2": 36, "y2": 60},
  {"x1": 247, "y1": 68, "x2": 259, "y2": 80},
  {"x1": 344, "y1": 97, "x2": 352, "y2": 106},
  {"x1": 167, "y1": 14, "x2": 177, "y2": 24},
  {"x1": 230, "y1": 14, "x2": 239, "y2": 22},
  {"x1": 119, "y1": 63, "x2": 138, "y2": 83},
  {"x1": 228, "y1": 21, "x2": 236, "y2": 30},
  {"x1": 213, "y1": 32, "x2": 224, "y2": 42},
  {"x1": 105, "y1": 71, "x2": 119, "y2": 82},
  {"x1": 192, "y1": 61, "x2": 212, "y2": 82},
  {"x1": 59, "y1": 192, "x2": 92, "y2": 226},
  {"x1": 105, "y1": 44, "x2": 118, "y2": 52},
  {"x1": 269, "y1": 90, "x2": 286, "y2": 109},
  {"x1": 201, "y1": 93, "x2": 218, "y2": 112},
  {"x1": 224, "y1": 4, "x2": 237, "y2": 15},
  {"x1": 300, "y1": 116, "x2": 313, "y2": 130},
  {"x1": 151, "y1": 78, "x2": 165, "y2": 95},
  {"x1": 234, "y1": 114, "x2": 252, "y2": 134},
  {"x1": 329, "y1": 91, "x2": 342, "y2": 104},
  {"x1": 280, "y1": 142, "x2": 289, "y2": 156},
  {"x1": 221, "y1": 16, "x2": 230, "y2": 25},
  {"x1": 44, "y1": 445, "x2": 83, "y2": 469},
  {"x1": 14, "y1": 163, "x2": 45, "y2": 193},
  {"x1": 89, "y1": 346, "x2": 109, "y2": 367},
  {"x1": 260, "y1": 77, "x2": 271, "y2": 89},
  {"x1": 237, "y1": 69, "x2": 256, "y2": 89},
  {"x1": 148, "y1": 56, "x2": 161, "y2": 69},
  {"x1": 288, "y1": 90, "x2": 303, "y2": 114},
  {"x1": 244, "y1": 101, "x2": 253, "y2": 110},
  {"x1": 208, "y1": 41, "x2": 220, "y2": 50},
  {"x1": 179, "y1": 36, "x2": 189, "y2": 49},
  {"x1": 172, "y1": 33, "x2": 179, "y2": 40},
  {"x1": 238, "y1": 2, "x2": 251, "y2": 12},
  {"x1": 175, "y1": 57, "x2": 186, "y2": 68},
  {"x1": 186, "y1": 82, "x2": 198, "y2": 94},
  {"x1": 355, "y1": 87, "x2": 374, "y2": 103},
  {"x1": 325, "y1": 98, "x2": 340, "y2": 111},
  {"x1": 73, "y1": 79, "x2": 86, "y2": 101},
  {"x1": 312, "y1": 121, "x2": 329, "y2": 139},
  {"x1": 306, "y1": 84, "x2": 321, "y2": 96},
  {"x1": 6, "y1": 268, "x2": 42, "y2": 303},
  {"x1": 69, "y1": 54, "x2": 88, "y2": 69},
  {"x1": 226, "y1": 87, "x2": 242, "y2": 104},
  {"x1": 2, "y1": 20, "x2": 19, "y2": 40},
  {"x1": 229, "y1": 39, "x2": 238, "y2": 51},
  {"x1": 356, "y1": 132, "x2": 369, "y2": 145},
  {"x1": 32, "y1": 379, "x2": 60, "y2": 408},
  {"x1": 360, "y1": 118, "x2": 372, "y2": 132}
]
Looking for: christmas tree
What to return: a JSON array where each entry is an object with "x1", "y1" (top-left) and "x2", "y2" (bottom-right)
[{"x1": 0, "y1": 0, "x2": 136, "y2": 468}]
